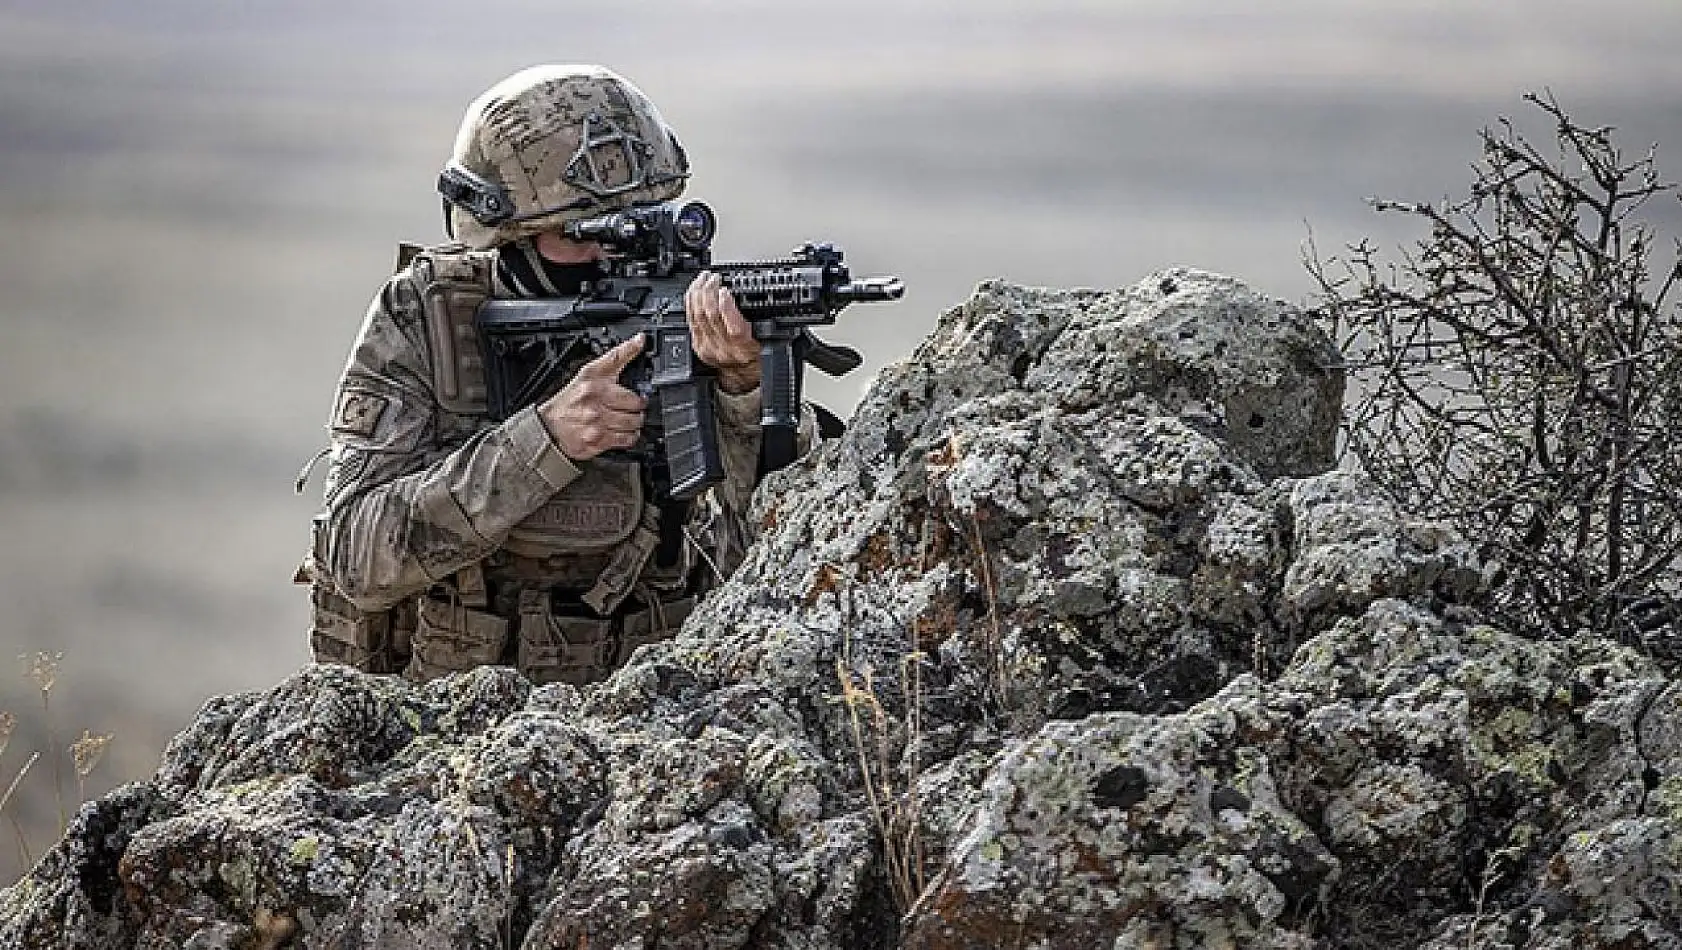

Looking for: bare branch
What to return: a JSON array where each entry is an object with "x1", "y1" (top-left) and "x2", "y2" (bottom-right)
[{"x1": 1311, "y1": 93, "x2": 1682, "y2": 658}]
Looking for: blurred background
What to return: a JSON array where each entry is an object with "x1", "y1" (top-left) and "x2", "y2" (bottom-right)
[{"x1": 2, "y1": 0, "x2": 1679, "y2": 883}]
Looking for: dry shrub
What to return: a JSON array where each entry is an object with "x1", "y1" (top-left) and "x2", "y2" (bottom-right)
[{"x1": 1310, "y1": 92, "x2": 1682, "y2": 659}]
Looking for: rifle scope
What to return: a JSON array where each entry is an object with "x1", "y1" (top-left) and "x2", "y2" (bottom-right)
[{"x1": 563, "y1": 201, "x2": 716, "y2": 254}]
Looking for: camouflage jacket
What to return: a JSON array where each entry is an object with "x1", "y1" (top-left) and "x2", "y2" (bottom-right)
[{"x1": 307, "y1": 241, "x2": 798, "y2": 682}]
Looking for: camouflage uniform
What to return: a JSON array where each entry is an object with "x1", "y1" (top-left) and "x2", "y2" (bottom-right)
[{"x1": 302, "y1": 65, "x2": 799, "y2": 685}]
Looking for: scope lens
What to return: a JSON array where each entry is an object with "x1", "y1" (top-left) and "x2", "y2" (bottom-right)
[{"x1": 674, "y1": 201, "x2": 716, "y2": 251}]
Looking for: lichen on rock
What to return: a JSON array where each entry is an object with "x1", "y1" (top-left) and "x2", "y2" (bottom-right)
[{"x1": 5, "y1": 269, "x2": 1680, "y2": 949}]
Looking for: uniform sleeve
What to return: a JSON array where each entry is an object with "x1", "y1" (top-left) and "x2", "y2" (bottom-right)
[
  {"x1": 710, "y1": 385, "x2": 764, "y2": 517},
  {"x1": 316, "y1": 273, "x2": 582, "y2": 611},
  {"x1": 703, "y1": 384, "x2": 817, "y2": 577}
]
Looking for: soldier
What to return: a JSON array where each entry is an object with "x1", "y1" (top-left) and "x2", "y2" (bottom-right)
[{"x1": 301, "y1": 64, "x2": 806, "y2": 684}]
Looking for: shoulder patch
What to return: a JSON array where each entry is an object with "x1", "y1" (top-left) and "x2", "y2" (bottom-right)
[{"x1": 333, "y1": 388, "x2": 394, "y2": 438}]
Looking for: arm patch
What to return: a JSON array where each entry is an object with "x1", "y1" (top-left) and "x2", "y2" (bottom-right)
[{"x1": 333, "y1": 388, "x2": 393, "y2": 439}]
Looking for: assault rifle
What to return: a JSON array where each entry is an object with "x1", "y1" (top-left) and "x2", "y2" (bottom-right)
[{"x1": 475, "y1": 201, "x2": 903, "y2": 500}]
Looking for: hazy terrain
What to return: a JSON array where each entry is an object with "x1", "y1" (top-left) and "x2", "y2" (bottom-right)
[{"x1": 2, "y1": 0, "x2": 1679, "y2": 883}]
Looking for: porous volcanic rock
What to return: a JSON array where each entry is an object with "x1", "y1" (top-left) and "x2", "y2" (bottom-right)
[{"x1": 5, "y1": 268, "x2": 1679, "y2": 949}]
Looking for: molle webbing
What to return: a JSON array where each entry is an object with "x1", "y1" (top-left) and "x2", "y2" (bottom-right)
[
  {"x1": 583, "y1": 504, "x2": 663, "y2": 615},
  {"x1": 514, "y1": 588, "x2": 695, "y2": 686}
]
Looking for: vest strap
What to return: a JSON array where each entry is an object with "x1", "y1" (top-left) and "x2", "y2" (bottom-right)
[{"x1": 582, "y1": 504, "x2": 663, "y2": 616}]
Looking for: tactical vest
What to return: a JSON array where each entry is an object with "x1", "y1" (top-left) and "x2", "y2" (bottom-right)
[{"x1": 304, "y1": 242, "x2": 705, "y2": 686}]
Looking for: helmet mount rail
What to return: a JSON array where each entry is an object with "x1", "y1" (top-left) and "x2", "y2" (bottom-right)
[{"x1": 438, "y1": 164, "x2": 515, "y2": 227}]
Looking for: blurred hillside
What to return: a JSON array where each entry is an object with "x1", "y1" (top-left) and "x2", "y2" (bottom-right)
[{"x1": 2, "y1": 0, "x2": 1680, "y2": 883}]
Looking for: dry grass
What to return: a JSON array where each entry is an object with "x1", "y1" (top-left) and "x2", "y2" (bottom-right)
[
  {"x1": 23, "y1": 651, "x2": 64, "y2": 832},
  {"x1": 1465, "y1": 846, "x2": 1518, "y2": 949},
  {"x1": 502, "y1": 840, "x2": 518, "y2": 950},
  {"x1": 831, "y1": 510, "x2": 944, "y2": 915},
  {"x1": 70, "y1": 730, "x2": 113, "y2": 808},
  {"x1": 2, "y1": 652, "x2": 116, "y2": 883},
  {"x1": 966, "y1": 512, "x2": 1008, "y2": 706},
  {"x1": 1, "y1": 745, "x2": 39, "y2": 872},
  {"x1": 836, "y1": 656, "x2": 926, "y2": 914}
]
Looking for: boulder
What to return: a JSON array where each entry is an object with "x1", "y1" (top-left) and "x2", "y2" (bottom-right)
[{"x1": 7, "y1": 269, "x2": 1678, "y2": 949}]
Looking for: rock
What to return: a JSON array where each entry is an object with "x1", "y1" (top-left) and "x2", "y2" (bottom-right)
[
  {"x1": 903, "y1": 597, "x2": 1676, "y2": 948},
  {"x1": 1281, "y1": 471, "x2": 1483, "y2": 628},
  {"x1": 5, "y1": 269, "x2": 1678, "y2": 949},
  {"x1": 0, "y1": 783, "x2": 178, "y2": 950},
  {"x1": 1420, "y1": 816, "x2": 1682, "y2": 949},
  {"x1": 902, "y1": 676, "x2": 1334, "y2": 950}
]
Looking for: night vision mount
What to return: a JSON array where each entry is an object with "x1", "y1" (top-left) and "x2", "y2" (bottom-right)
[{"x1": 437, "y1": 163, "x2": 516, "y2": 228}]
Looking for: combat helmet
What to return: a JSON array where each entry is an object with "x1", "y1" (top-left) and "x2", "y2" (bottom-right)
[{"x1": 437, "y1": 64, "x2": 690, "y2": 250}]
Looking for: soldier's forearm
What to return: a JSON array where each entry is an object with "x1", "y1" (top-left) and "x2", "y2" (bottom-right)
[
  {"x1": 709, "y1": 384, "x2": 820, "y2": 511},
  {"x1": 712, "y1": 383, "x2": 764, "y2": 512},
  {"x1": 322, "y1": 404, "x2": 581, "y2": 610}
]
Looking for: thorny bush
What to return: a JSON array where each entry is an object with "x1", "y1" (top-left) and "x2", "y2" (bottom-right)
[{"x1": 1310, "y1": 92, "x2": 1682, "y2": 662}]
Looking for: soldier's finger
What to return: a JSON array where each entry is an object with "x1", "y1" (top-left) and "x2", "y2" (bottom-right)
[
  {"x1": 575, "y1": 376, "x2": 645, "y2": 406},
  {"x1": 596, "y1": 385, "x2": 647, "y2": 413},
  {"x1": 567, "y1": 381, "x2": 638, "y2": 418},
  {"x1": 597, "y1": 404, "x2": 644, "y2": 430},
  {"x1": 595, "y1": 414, "x2": 641, "y2": 442},
  {"x1": 684, "y1": 274, "x2": 706, "y2": 318},
  {"x1": 576, "y1": 335, "x2": 645, "y2": 379},
  {"x1": 579, "y1": 399, "x2": 642, "y2": 428},
  {"x1": 717, "y1": 286, "x2": 753, "y2": 344},
  {"x1": 695, "y1": 272, "x2": 726, "y2": 335}
]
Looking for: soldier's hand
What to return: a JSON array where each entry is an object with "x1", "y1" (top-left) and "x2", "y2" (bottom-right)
[
  {"x1": 538, "y1": 335, "x2": 647, "y2": 461},
  {"x1": 686, "y1": 271, "x2": 760, "y2": 395}
]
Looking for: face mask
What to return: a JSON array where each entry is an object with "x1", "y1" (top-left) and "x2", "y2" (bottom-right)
[{"x1": 537, "y1": 259, "x2": 605, "y2": 296}]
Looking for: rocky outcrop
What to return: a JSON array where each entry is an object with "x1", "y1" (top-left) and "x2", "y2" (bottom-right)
[{"x1": 5, "y1": 268, "x2": 1679, "y2": 949}]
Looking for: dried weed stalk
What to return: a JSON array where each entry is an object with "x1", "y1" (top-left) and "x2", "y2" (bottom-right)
[
  {"x1": 23, "y1": 651, "x2": 66, "y2": 832},
  {"x1": 4, "y1": 652, "x2": 117, "y2": 881},
  {"x1": 1, "y1": 750, "x2": 39, "y2": 871},
  {"x1": 836, "y1": 655, "x2": 927, "y2": 916},
  {"x1": 966, "y1": 512, "x2": 1008, "y2": 705},
  {"x1": 833, "y1": 510, "x2": 941, "y2": 916},
  {"x1": 70, "y1": 730, "x2": 113, "y2": 807}
]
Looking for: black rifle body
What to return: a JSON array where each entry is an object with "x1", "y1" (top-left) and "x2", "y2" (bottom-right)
[{"x1": 476, "y1": 245, "x2": 897, "y2": 500}]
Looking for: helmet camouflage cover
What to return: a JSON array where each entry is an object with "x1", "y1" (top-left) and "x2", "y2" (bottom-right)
[{"x1": 439, "y1": 64, "x2": 690, "y2": 250}]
